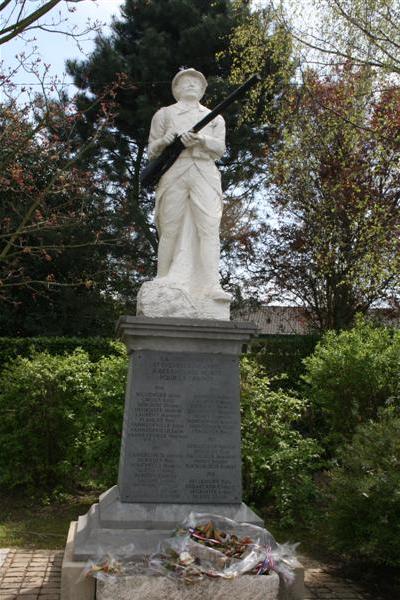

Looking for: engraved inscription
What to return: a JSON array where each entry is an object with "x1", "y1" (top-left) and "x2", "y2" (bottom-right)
[
  {"x1": 129, "y1": 389, "x2": 185, "y2": 440},
  {"x1": 186, "y1": 395, "x2": 235, "y2": 435},
  {"x1": 118, "y1": 350, "x2": 242, "y2": 503},
  {"x1": 185, "y1": 479, "x2": 238, "y2": 501}
]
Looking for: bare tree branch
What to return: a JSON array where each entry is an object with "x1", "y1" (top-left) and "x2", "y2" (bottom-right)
[{"x1": 0, "y1": 0, "x2": 87, "y2": 45}]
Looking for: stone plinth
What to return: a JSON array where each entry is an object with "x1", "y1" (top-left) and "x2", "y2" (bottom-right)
[
  {"x1": 117, "y1": 317, "x2": 255, "y2": 504},
  {"x1": 62, "y1": 517, "x2": 305, "y2": 600},
  {"x1": 116, "y1": 315, "x2": 256, "y2": 354},
  {"x1": 61, "y1": 317, "x2": 308, "y2": 600},
  {"x1": 61, "y1": 522, "x2": 95, "y2": 600},
  {"x1": 72, "y1": 485, "x2": 261, "y2": 561},
  {"x1": 97, "y1": 572, "x2": 280, "y2": 600},
  {"x1": 71, "y1": 317, "x2": 262, "y2": 564}
]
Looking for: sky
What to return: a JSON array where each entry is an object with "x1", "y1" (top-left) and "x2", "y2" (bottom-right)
[
  {"x1": 0, "y1": 0, "x2": 320, "y2": 100},
  {"x1": 0, "y1": 0, "x2": 123, "y2": 99}
]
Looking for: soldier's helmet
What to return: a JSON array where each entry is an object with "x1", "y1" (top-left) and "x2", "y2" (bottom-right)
[{"x1": 171, "y1": 68, "x2": 207, "y2": 101}]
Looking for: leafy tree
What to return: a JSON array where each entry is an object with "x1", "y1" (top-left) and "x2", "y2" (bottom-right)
[
  {"x1": 0, "y1": 88, "x2": 127, "y2": 335},
  {"x1": 0, "y1": 0, "x2": 127, "y2": 335},
  {"x1": 285, "y1": 0, "x2": 400, "y2": 76},
  {"x1": 218, "y1": 3, "x2": 295, "y2": 298},
  {"x1": 66, "y1": 0, "x2": 294, "y2": 300},
  {"x1": 261, "y1": 66, "x2": 400, "y2": 330}
]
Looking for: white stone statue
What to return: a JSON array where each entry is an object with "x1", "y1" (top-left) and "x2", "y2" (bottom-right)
[{"x1": 137, "y1": 68, "x2": 230, "y2": 320}]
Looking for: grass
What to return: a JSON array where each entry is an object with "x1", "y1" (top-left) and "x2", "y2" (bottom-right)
[{"x1": 0, "y1": 491, "x2": 99, "y2": 549}]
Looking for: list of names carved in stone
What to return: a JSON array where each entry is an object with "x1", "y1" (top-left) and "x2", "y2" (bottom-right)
[{"x1": 118, "y1": 350, "x2": 242, "y2": 503}]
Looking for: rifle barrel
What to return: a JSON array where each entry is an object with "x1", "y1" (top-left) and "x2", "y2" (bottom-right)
[{"x1": 192, "y1": 74, "x2": 261, "y2": 133}]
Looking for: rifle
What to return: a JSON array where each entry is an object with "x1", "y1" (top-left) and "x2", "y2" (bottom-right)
[{"x1": 140, "y1": 74, "x2": 261, "y2": 188}]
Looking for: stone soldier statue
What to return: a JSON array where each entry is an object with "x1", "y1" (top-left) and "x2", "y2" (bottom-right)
[{"x1": 137, "y1": 68, "x2": 231, "y2": 319}]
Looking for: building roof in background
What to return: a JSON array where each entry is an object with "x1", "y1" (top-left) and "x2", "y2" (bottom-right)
[
  {"x1": 233, "y1": 305, "x2": 400, "y2": 335},
  {"x1": 233, "y1": 305, "x2": 311, "y2": 335}
]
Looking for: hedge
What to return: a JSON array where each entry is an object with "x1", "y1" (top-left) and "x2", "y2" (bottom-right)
[
  {"x1": 0, "y1": 335, "x2": 320, "y2": 388},
  {"x1": 0, "y1": 348, "x2": 321, "y2": 529},
  {"x1": 0, "y1": 337, "x2": 124, "y2": 372},
  {"x1": 250, "y1": 334, "x2": 320, "y2": 389}
]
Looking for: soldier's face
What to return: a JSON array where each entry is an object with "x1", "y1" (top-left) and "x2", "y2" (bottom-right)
[{"x1": 175, "y1": 75, "x2": 204, "y2": 101}]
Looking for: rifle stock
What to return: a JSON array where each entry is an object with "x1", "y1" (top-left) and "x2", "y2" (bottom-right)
[{"x1": 140, "y1": 74, "x2": 260, "y2": 188}]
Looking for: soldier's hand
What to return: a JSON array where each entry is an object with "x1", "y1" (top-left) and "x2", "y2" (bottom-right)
[
  {"x1": 181, "y1": 131, "x2": 202, "y2": 148},
  {"x1": 163, "y1": 132, "x2": 176, "y2": 146}
]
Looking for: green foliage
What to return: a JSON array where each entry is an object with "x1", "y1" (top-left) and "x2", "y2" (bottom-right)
[
  {"x1": 83, "y1": 354, "x2": 127, "y2": 486},
  {"x1": 240, "y1": 357, "x2": 322, "y2": 527},
  {"x1": 0, "y1": 350, "x2": 95, "y2": 490},
  {"x1": 0, "y1": 348, "x2": 127, "y2": 493},
  {"x1": 250, "y1": 334, "x2": 320, "y2": 390},
  {"x1": 0, "y1": 344, "x2": 322, "y2": 531},
  {"x1": 320, "y1": 0, "x2": 400, "y2": 75},
  {"x1": 266, "y1": 66, "x2": 400, "y2": 330},
  {"x1": 324, "y1": 408, "x2": 400, "y2": 566},
  {"x1": 0, "y1": 336, "x2": 124, "y2": 373},
  {"x1": 303, "y1": 317, "x2": 400, "y2": 451},
  {"x1": 0, "y1": 291, "x2": 122, "y2": 337},
  {"x1": 226, "y1": 4, "x2": 294, "y2": 127}
]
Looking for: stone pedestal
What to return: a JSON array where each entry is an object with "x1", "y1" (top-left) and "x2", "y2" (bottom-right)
[
  {"x1": 62, "y1": 515, "x2": 304, "y2": 600},
  {"x1": 61, "y1": 316, "x2": 305, "y2": 599},
  {"x1": 117, "y1": 316, "x2": 256, "y2": 501},
  {"x1": 72, "y1": 317, "x2": 262, "y2": 562},
  {"x1": 72, "y1": 485, "x2": 262, "y2": 560},
  {"x1": 61, "y1": 317, "x2": 268, "y2": 599}
]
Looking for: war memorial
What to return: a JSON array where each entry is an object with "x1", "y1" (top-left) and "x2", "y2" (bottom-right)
[{"x1": 60, "y1": 69, "x2": 305, "y2": 600}]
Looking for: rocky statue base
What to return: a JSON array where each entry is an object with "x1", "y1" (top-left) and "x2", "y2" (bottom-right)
[{"x1": 137, "y1": 280, "x2": 230, "y2": 320}]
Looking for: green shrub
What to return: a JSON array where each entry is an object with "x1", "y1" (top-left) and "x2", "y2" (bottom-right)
[
  {"x1": 303, "y1": 317, "x2": 400, "y2": 451},
  {"x1": 324, "y1": 408, "x2": 400, "y2": 566},
  {"x1": 0, "y1": 348, "x2": 128, "y2": 493},
  {"x1": 0, "y1": 337, "x2": 123, "y2": 373},
  {"x1": 240, "y1": 358, "x2": 322, "y2": 527},
  {"x1": 250, "y1": 334, "x2": 320, "y2": 390},
  {"x1": 0, "y1": 345, "x2": 322, "y2": 527},
  {"x1": 0, "y1": 350, "x2": 95, "y2": 491},
  {"x1": 82, "y1": 354, "x2": 128, "y2": 486}
]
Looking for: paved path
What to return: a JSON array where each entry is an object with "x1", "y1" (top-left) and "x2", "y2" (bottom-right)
[
  {"x1": 301, "y1": 556, "x2": 375, "y2": 599},
  {"x1": 0, "y1": 549, "x2": 376, "y2": 599},
  {"x1": 0, "y1": 550, "x2": 62, "y2": 599}
]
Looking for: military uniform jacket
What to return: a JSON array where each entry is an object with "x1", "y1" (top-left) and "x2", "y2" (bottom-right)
[{"x1": 148, "y1": 101, "x2": 226, "y2": 230}]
